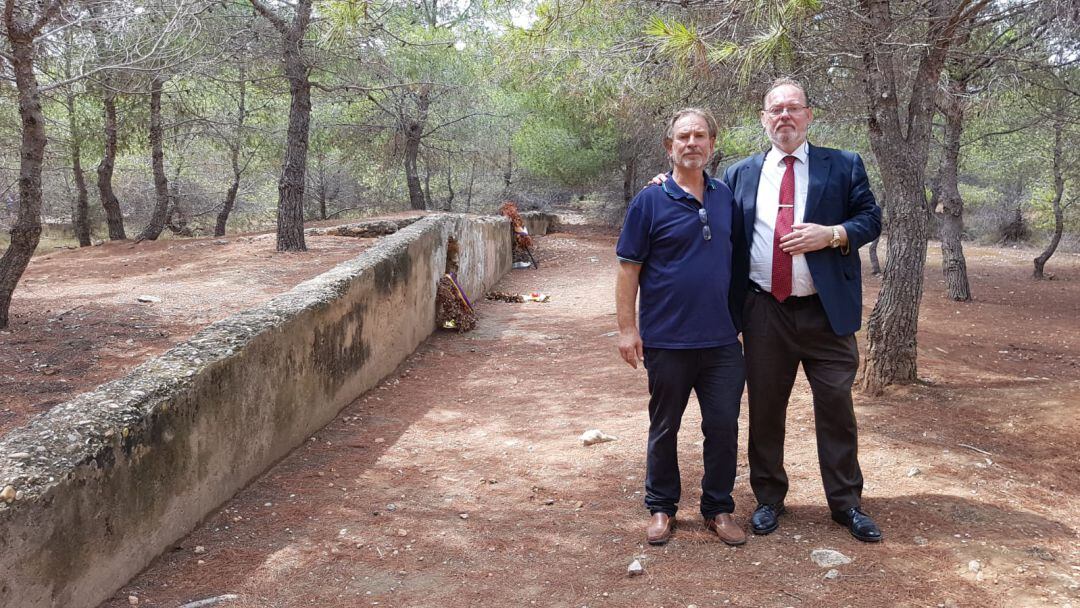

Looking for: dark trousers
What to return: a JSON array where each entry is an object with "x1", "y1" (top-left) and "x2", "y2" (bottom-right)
[
  {"x1": 743, "y1": 290, "x2": 863, "y2": 512},
  {"x1": 643, "y1": 344, "x2": 745, "y2": 518}
]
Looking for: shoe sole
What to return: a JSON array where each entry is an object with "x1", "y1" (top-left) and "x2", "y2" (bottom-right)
[{"x1": 751, "y1": 522, "x2": 779, "y2": 535}]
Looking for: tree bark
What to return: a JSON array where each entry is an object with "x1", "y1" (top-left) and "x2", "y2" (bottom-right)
[
  {"x1": 938, "y1": 81, "x2": 971, "y2": 300},
  {"x1": 97, "y1": 89, "x2": 126, "y2": 240},
  {"x1": 215, "y1": 70, "x2": 246, "y2": 237},
  {"x1": 444, "y1": 157, "x2": 454, "y2": 211},
  {"x1": 465, "y1": 158, "x2": 476, "y2": 212},
  {"x1": 422, "y1": 154, "x2": 433, "y2": 210},
  {"x1": 0, "y1": 1, "x2": 58, "y2": 328},
  {"x1": 66, "y1": 89, "x2": 91, "y2": 247},
  {"x1": 869, "y1": 237, "x2": 882, "y2": 275},
  {"x1": 1033, "y1": 114, "x2": 1065, "y2": 278},
  {"x1": 503, "y1": 141, "x2": 513, "y2": 191},
  {"x1": 857, "y1": 0, "x2": 984, "y2": 394},
  {"x1": 135, "y1": 77, "x2": 171, "y2": 242},
  {"x1": 403, "y1": 87, "x2": 430, "y2": 211},
  {"x1": 622, "y1": 156, "x2": 637, "y2": 205},
  {"x1": 250, "y1": 0, "x2": 312, "y2": 252},
  {"x1": 87, "y1": 3, "x2": 126, "y2": 241},
  {"x1": 404, "y1": 130, "x2": 424, "y2": 210},
  {"x1": 276, "y1": 33, "x2": 310, "y2": 250}
]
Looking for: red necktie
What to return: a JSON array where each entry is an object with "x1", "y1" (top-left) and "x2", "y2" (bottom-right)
[{"x1": 771, "y1": 155, "x2": 796, "y2": 302}]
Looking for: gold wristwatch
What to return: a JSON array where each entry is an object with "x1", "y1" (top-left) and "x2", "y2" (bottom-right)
[{"x1": 829, "y1": 226, "x2": 842, "y2": 248}]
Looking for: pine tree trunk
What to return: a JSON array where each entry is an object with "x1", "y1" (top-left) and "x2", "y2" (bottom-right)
[
  {"x1": 1034, "y1": 115, "x2": 1065, "y2": 279},
  {"x1": 862, "y1": 164, "x2": 930, "y2": 393},
  {"x1": 87, "y1": 1, "x2": 126, "y2": 241},
  {"x1": 938, "y1": 87, "x2": 971, "y2": 300},
  {"x1": 215, "y1": 71, "x2": 246, "y2": 237},
  {"x1": 857, "y1": 0, "x2": 968, "y2": 394},
  {"x1": 276, "y1": 37, "x2": 310, "y2": 251},
  {"x1": 622, "y1": 156, "x2": 637, "y2": 205},
  {"x1": 465, "y1": 159, "x2": 476, "y2": 212},
  {"x1": 97, "y1": 89, "x2": 126, "y2": 240},
  {"x1": 423, "y1": 155, "x2": 433, "y2": 210},
  {"x1": 216, "y1": 178, "x2": 240, "y2": 237},
  {"x1": 868, "y1": 237, "x2": 882, "y2": 275},
  {"x1": 0, "y1": 22, "x2": 49, "y2": 329},
  {"x1": 404, "y1": 131, "x2": 424, "y2": 210},
  {"x1": 503, "y1": 142, "x2": 512, "y2": 190},
  {"x1": 136, "y1": 77, "x2": 171, "y2": 242},
  {"x1": 444, "y1": 159, "x2": 454, "y2": 211},
  {"x1": 67, "y1": 90, "x2": 91, "y2": 247},
  {"x1": 403, "y1": 87, "x2": 430, "y2": 211}
]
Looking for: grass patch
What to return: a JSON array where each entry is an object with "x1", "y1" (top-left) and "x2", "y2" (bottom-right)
[{"x1": 0, "y1": 224, "x2": 82, "y2": 257}]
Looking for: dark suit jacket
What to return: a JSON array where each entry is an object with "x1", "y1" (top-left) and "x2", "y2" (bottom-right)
[{"x1": 722, "y1": 144, "x2": 881, "y2": 336}]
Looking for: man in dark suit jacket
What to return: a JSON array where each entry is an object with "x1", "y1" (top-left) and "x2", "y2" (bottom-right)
[{"x1": 722, "y1": 77, "x2": 883, "y2": 542}]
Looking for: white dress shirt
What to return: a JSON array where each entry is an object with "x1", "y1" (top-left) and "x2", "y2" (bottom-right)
[{"x1": 749, "y1": 141, "x2": 816, "y2": 296}]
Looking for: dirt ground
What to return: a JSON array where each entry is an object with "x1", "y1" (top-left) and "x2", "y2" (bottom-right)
[
  {"x1": 0, "y1": 215, "x2": 434, "y2": 435},
  {"x1": 3, "y1": 217, "x2": 1079, "y2": 608}
]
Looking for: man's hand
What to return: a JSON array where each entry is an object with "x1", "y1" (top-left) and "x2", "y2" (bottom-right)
[
  {"x1": 780, "y1": 223, "x2": 840, "y2": 255},
  {"x1": 647, "y1": 173, "x2": 668, "y2": 187},
  {"x1": 618, "y1": 327, "x2": 644, "y2": 369}
]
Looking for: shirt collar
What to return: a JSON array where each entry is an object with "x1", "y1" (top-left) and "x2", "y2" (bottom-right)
[
  {"x1": 660, "y1": 170, "x2": 717, "y2": 201},
  {"x1": 767, "y1": 140, "x2": 809, "y2": 166}
]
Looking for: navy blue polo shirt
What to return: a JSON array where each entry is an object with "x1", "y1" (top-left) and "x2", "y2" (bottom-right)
[{"x1": 616, "y1": 172, "x2": 738, "y2": 349}]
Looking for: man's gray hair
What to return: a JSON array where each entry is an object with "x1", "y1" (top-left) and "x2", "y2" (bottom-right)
[
  {"x1": 663, "y1": 107, "x2": 719, "y2": 147},
  {"x1": 763, "y1": 77, "x2": 812, "y2": 108}
]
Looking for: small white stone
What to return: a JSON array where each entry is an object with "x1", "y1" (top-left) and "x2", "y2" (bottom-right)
[
  {"x1": 907, "y1": 467, "x2": 922, "y2": 477},
  {"x1": 8, "y1": 452, "x2": 30, "y2": 460},
  {"x1": 968, "y1": 560, "x2": 982, "y2": 573},
  {"x1": 194, "y1": 545, "x2": 206, "y2": 554},
  {"x1": 810, "y1": 549, "x2": 852, "y2": 568},
  {"x1": 824, "y1": 569, "x2": 840, "y2": 580},
  {"x1": 136, "y1": 295, "x2": 160, "y2": 303},
  {"x1": 128, "y1": 596, "x2": 139, "y2": 606},
  {"x1": 580, "y1": 429, "x2": 618, "y2": 446},
  {"x1": 627, "y1": 559, "x2": 644, "y2": 576},
  {"x1": 459, "y1": 513, "x2": 469, "y2": 519},
  {"x1": 397, "y1": 529, "x2": 408, "y2": 537},
  {"x1": 0, "y1": 485, "x2": 16, "y2": 503}
]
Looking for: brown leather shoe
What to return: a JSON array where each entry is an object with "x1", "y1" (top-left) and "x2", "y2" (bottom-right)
[
  {"x1": 705, "y1": 513, "x2": 747, "y2": 546},
  {"x1": 646, "y1": 513, "x2": 675, "y2": 545}
]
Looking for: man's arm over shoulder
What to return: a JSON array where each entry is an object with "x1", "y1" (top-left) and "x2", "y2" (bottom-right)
[{"x1": 840, "y1": 152, "x2": 882, "y2": 251}]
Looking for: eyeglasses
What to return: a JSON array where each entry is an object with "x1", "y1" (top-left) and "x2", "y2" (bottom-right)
[
  {"x1": 765, "y1": 105, "x2": 809, "y2": 118},
  {"x1": 698, "y1": 207, "x2": 711, "y2": 241}
]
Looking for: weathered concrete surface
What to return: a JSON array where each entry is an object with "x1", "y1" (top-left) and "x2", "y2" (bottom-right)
[
  {"x1": 306, "y1": 216, "x2": 423, "y2": 238},
  {"x1": 0, "y1": 212, "x2": 555, "y2": 608},
  {"x1": 521, "y1": 210, "x2": 559, "y2": 237}
]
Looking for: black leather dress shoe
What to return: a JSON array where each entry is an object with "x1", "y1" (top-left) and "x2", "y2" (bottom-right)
[
  {"x1": 831, "y1": 506, "x2": 883, "y2": 542},
  {"x1": 750, "y1": 503, "x2": 785, "y2": 535}
]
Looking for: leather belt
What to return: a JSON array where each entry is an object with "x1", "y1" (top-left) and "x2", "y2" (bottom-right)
[{"x1": 749, "y1": 281, "x2": 819, "y2": 304}]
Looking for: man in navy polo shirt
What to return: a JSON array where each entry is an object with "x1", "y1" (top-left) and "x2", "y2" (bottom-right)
[{"x1": 615, "y1": 108, "x2": 747, "y2": 546}]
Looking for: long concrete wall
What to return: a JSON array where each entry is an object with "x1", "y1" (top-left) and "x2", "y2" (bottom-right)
[{"x1": 0, "y1": 212, "x2": 554, "y2": 608}]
